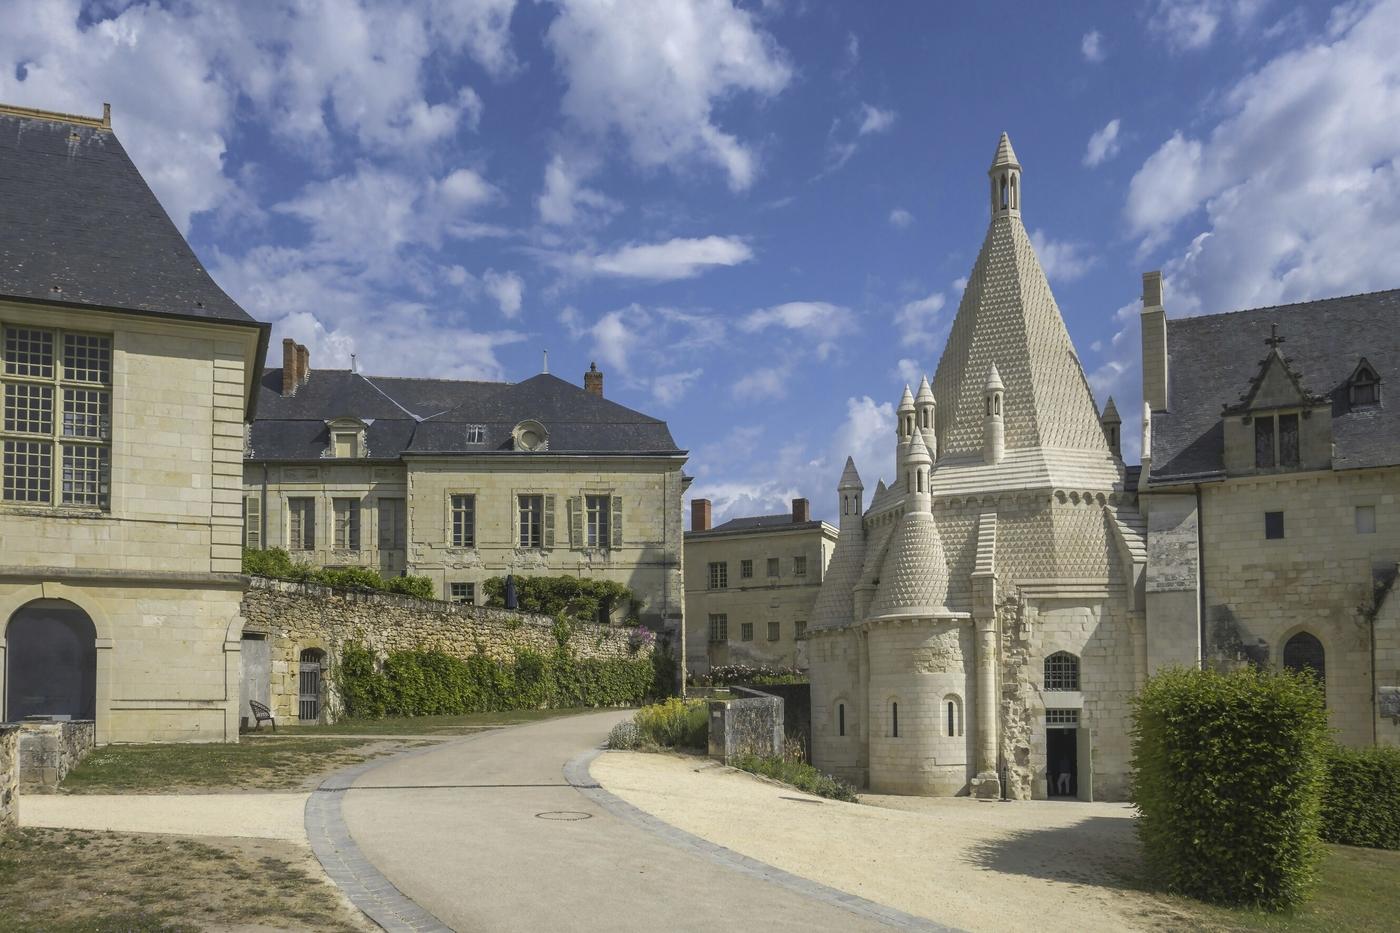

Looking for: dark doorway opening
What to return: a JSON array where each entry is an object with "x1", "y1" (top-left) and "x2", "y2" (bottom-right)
[
  {"x1": 5, "y1": 599, "x2": 97, "y2": 721},
  {"x1": 299, "y1": 649, "x2": 324, "y2": 723},
  {"x1": 1047, "y1": 728, "x2": 1078, "y2": 798}
]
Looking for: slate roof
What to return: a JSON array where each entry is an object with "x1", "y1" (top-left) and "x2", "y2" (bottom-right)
[
  {"x1": 686, "y1": 514, "x2": 834, "y2": 538},
  {"x1": 1150, "y1": 289, "x2": 1400, "y2": 482},
  {"x1": 249, "y1": 369, "x2": 683, "y2": 460},
  {"x1": 0, "y1": 108, "x2": 257, "y2": 326}
]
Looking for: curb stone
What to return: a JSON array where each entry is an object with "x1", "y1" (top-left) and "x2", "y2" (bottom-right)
[{"x1": 565, "y1": 747, "x2": 966, "y2": 933}]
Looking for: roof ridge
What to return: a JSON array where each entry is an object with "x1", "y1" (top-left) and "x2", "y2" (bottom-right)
[
  {"x1": 0, "y1": 101, "x2": 111, "y2": 130},
  {"x1": 1172, "y1": 287, "x2": 1400, "y2": 324}
]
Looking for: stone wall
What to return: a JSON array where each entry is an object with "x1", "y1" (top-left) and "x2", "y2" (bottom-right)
[
  {"x1": 17, "y1": 720, "x2": 96, "y2": 793},
  {"x1": 0, "y1": 725, "x2": 17, "y2": 832},
  {"x1": 708, "y1": 688, "x2": 784, "y2": 764},
  {"x1": 241, "y1": 576, "x2": 652, "y2": 723}
]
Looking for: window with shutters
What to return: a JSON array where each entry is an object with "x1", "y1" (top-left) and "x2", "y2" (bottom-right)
[
  {"x1": 2, "y1": 326, "x2": 112, "y2": 508},
  {"x1": 451, "y1": 494, "x2": 476, "y2": 547},
  {"x1": 585, "y1": 494, "x2": 610, "y2": 547},
  {"x1": 333, "y1": 498, "x2": 360, "y2": 550},
  {"x1": 767, "y1": 621, "x2": 780, "y2": 641},
  {"x1": 518, "y1": 494, "x2": 552, "y2": 548},
  {"x1": 288, "y1": 497, "x2": 315, "y2": 550},
  {"x1": 708, "y1": 613, "x2": 728, "y2": 642},
  {"x1": 378, "y1": 498, "x2": 405, "y2": 550},
  {"x1": 243, "y1": 495, "x2": 262, "y2": 549}
]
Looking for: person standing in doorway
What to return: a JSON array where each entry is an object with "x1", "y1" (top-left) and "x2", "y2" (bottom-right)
[{"x1": 1055, "y1": 758, "x2": 1072, "y2": 795}]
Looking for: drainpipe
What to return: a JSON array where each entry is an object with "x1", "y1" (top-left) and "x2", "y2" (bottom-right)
[
  {"x1": 1196, "y1": 484, "x2": 1206, "y2": 668},
  {"x1": 260, "y1": 462, "x2": 269, "y2": 550}
]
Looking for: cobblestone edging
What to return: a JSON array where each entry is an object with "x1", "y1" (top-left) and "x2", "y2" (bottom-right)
[
  {"x1": 563, "y1": 748, "x2": 965, "y2": 933},
  {"x1": 304, "y1": 742, "x2": 468, "y2": 933}
]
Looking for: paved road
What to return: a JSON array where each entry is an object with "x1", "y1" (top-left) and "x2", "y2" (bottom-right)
[{"x1": 338, "y1": 709, "x2": 900, "y2": 932}]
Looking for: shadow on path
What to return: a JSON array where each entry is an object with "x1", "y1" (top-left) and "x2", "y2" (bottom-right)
[{"x1": 962, "y1": 816, "x2": 1149, "y2": 890}]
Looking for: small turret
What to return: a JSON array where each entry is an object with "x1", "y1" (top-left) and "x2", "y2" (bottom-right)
[
  {"x1": 989, "y1": 132, "x2": 1022, "y2": 219},
  {"x1": 1101, "y1": 396, "x2": 1122, "y2": 459},
  {"x1": 984, "y1": 362, "x2": 1004, "y2": 464},
  {"x1": 896, "y1": 383, "x2": 916, "y2": 477},
  {"x1": 906, "y1": 430, "x2": 932, "y2": 511},
  {"x1": 915, "y1": 375, "x2": 937, "y2": 461},
  {"x1": 837, "y1": 456, "x2": 864, "y2": 528}
]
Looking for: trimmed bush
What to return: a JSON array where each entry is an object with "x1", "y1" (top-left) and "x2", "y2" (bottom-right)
[
  {"x1": 483, "y1": 574, "x2": 636, "y2": 624},
  {"x1": 338, "y1": 642, "x2": 656, "y2": 717},
  {"x1": 243, "y1": 548, "x2": 435, "y2": 600},
  {"x1": 608, "y1": 721, "x2": 642, "y2": 750},
  {"x1": 1131, "y1": 666, "x2": 1330, "y2": 910},
  {"x1": 633, "y1": 698, "x2": 708, "y2": 749},
  {"x1": 1321, "y1": 743, "x2": 1400, "y2": 850},
  {"x1": 730, "y1": 754, "x2": 858, "y2": 802}
]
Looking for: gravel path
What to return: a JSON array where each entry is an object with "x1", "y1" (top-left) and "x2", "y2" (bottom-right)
[
  {"x1": 20, "y1": 792, "x2": 311, "y2": 842},
  {"x1": 591, "y1": 751, "x2": 1201, "y2": 933}
]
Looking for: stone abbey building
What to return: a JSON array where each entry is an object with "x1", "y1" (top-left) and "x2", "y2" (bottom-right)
[{"x1": 809, "y1": 134, "x2": 1400, "y2": 801}]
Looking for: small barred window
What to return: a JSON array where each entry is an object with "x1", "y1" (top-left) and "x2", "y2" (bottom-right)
[
  {"x1": 1046, "y1": 709, "x2": 1079, "y2": 727},
  {"x1": 1044, "y1": 651, "x2": 1080, "y2": 691}
]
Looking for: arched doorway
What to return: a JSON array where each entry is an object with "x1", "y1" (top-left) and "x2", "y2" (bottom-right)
[
  {"x1": 1283, "y1": 632, "x2": 1326, "y2": 686},
  {"x1": 5, "y1": 599, "x2": 97, "y2": 721}
]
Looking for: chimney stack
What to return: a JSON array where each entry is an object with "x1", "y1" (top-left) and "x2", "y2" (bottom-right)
[
  {"x1": 281, "y1": 339, "x2": 312, "y2": 396},
  {"x1": 296, "y1": 344, "x2": 310, "y2": 387},
  {"x1": 691, "y1": 498, "x2": 712, "y2": 532},
  {"x1": 584, "y1": 362, "x2": 603, "y2": 398},
  {"x1": 791, "y1": 497, "x2": 810, "y2": 523}
]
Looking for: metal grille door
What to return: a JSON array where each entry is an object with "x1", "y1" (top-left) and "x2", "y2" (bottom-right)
[{"x1": 299, "y1": 651, "x2": 322, "y2": 722}]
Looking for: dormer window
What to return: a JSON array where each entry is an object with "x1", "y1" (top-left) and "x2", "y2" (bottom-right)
[
  {"x1": 333, "y1": 432, "x2": 358, "y2": 458},
  {"x1": 324, "y1": 417, "x2": 368, "y2": 459},
  {"x1": 1349, "y1": 359, "x2": 1381, "y2": 408},
  {"x1": 512, "y1": 419, "x2": 548, "y2": 452},
  {"x1": 464, "y1": 424, "x2": 485, "y2": 444},
  {"x1": 1253, "y1": 412, "x2": 1300, "y2": 469}
]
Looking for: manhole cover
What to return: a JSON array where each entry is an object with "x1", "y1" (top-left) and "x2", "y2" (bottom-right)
[{"x1": 535, "y1": 810, "x2": 593, "y2": 821}]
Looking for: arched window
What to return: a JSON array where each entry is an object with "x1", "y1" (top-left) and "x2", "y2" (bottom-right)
[
  {"x1": 1000, "y1": 175, "x2": 1009, "y2": 209},
  {"x1": 944, "y1": 695, "x2": 963, "y2": 737},
  {"x1": 917, "y1": 470, "x2": 925, "y2": 493},
  {"x1": 891, "y1": 701, "x2": 900, "y2": 738},
  {"x1": 986, "y1": 397, "x2": 992, "y2": 416},
  {"x1": 1044, "y1": 651, "x2": 1080, "y2": 691},
  {"x1": 994, "y1": 396, "x2": 1001, "y2": 415},
  {"x1": 5, "y1": 599, "x2": 97, "y2": 721},
  {"x1": 1283, "y1": 632, "x2": 1325, "y2": 686},
  {"x1": 1010, "y1": 174, "x2": 1018, "y2": 209},
  {"x1": 838, "y1": 703, "x2": 846, "y2": 737}
]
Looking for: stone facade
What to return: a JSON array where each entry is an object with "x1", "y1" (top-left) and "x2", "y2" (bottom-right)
[
  {"x1": 0, "y1": 724, "x2": 17, "y2": 832},
  {"x1": 17, "y1": 720, "x2": 95, "y2": 793},
  {"x1": 239, "y1": 576, "x2": 651, "y2": 724},
  {"x1": 707, "y1": 688, "x2": 784, "y2": 764},
  {"x1": 683, "y1": 498, "x2": 837, "y2": 675}
]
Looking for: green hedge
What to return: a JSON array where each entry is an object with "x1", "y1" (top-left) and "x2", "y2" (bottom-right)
[
  {"x1": 1321, "y1": 744, "x2": 1400, "y2": 850},
  {"x1": 482, "y1": 574, "x2": 636, "y2": 624},
  {"x1": 1131, "y1": 666, "x2": 1330, "y2": 910},
  {"x1": 244, "y1": 548, "x2": 434, "y2": 600},
  {"x1": 338, "y1": 642, "x2": 657, "y2": 717}
]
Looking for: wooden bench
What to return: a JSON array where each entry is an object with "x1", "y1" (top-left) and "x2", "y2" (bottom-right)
[{"x1": 248, "y1": 700, "x2": 276, "y2": 732}]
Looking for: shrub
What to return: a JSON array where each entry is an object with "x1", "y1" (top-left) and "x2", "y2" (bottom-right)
[
  {"x1": 243, "y1": 548, "x2": 435, "y2": 600},
  {"x1": 1131, "y1": 666, "x2": 1330, "y2": 910},
  {"x1": 608, "y1": 721, "x2": 642, "y2": 750},
  {"x1": 1321, "y1": 743, "x2": 1400, "y2": 850},
  {"x1": 337, "y1": 642, "x2": 656, "y2": 717},
  {"x1": 483, "y1": 574, "x2": 636, "y2": 624},
  {"x1": 633, "y1": 698, "x2": 708, "y2": 749},
  {"x1": 690, "y1": 665, "x2": 807, "y2": 688},
  {"x1": 730, "y1": 754, "x2": 858, "y2": 802}
]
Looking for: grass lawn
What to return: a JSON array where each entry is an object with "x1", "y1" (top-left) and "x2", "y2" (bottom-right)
[
  {"x1": 0, "y1": 828, "x2": 371, "y2": 932},
  {"x1": 61, "y1": 737, "x2": 415, "y2": 794},
  {"x1": 272, "y1": 706, "x2": 598, "y2": 736},
  {"x1": 1157, "y1": 845, "x2": 1400, "y2": 931}
]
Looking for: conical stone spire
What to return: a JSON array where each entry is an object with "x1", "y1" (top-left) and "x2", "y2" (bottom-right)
[
  {"x1": 991, "y1": 131, "x2": 1020, "y2": 169},
  {"x1": 839, "y1": 455, "x2": 863, "y2": 489}
]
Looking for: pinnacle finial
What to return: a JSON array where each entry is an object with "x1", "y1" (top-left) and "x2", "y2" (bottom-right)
[
  {"x1": 985, "y1": 362, "x2": 1004, "y2": 391},
  {"x1": 1102, "y1": 396, "x2": 1121, "y2": 423},
  {"x1": 898, "y1": 384, "x2": 915, "y2": 411},
  {"x1": 839, "y1": 455, "x2": 864, "y2": 489},
  {"x1": 990, "y1": 132, "x2": 1020, "y2": 170},
  {"x1": 915, "y1": 375, "x2": 935, "y2": 403}
]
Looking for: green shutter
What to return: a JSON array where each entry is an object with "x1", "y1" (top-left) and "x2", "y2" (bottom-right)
[
  {"x1": 611, "y1": 496, "x2": 623, "y2": 548},
  {"x1": 244, "y1": 495, "x2": 262, "y2": 549},
  {"x1": 544, "y1": 494, "x2": 556, "y2": 548},
  {"x1": 569, "y1": 496, "x2": 583, "y2": 549}
]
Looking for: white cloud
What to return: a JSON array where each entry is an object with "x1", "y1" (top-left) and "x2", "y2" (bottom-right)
[
  {"x1": 545, "y1": 0, "x2": 791, "y2": 191},
  {"x1": 731, "y1": 364, "x2": 792, "y2": 401},
  {"x1": 894, "y1": 358, "x2": 923, "y2": 384},
  {"x1": 483, "y1": 269, "x2": 524, "y2": 318},
  {"x1": 1083, "y1": 118, "x2": 1122, "y2": 167},
  {"x1": 651, "y1": 369, "x2": 703, "y2": 405},
  {"x1": 537, "y1": 153, "x2": 621, "y2": 227},
  {"x1": 1081, "y1": 30, "x2": 1106, "y2": 62},
  {"x1": 561, "y1": 303, "x2": 723, "y2": 404},
  {"x1": 1029, "y1": 229, "x2": 1097, "y2": 282},
  {"x1": 857, "y1": 104, "x2": 897, "y2": 136},
  {"x1": 739, "y1": 301, "x2": 855, "y2": 359},
  {"x1": 833, "y1": 395, "x2": 896, "y2": 491},
  {"x1": 888, "y1": 208, "x2": 914, "y2": 229},
  {"x1": 561, "y1": 235, "x2": 754, "y2": 281},
  {"x1": 1146, "y1": 0, "x2": 1269, "y2": 53},
  {"x1": 893, "y1": 291, "x2": 946, "y2": 351}
]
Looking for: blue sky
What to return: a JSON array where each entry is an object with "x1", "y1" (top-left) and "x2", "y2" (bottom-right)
[{"x1": 5, "y1": 0, "x2": 1398, "y2": 523}]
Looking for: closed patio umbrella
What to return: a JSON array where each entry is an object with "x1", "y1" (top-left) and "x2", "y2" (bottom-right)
[{"x1": 504, "y1": 574, "x2": 518, "y2": 610}]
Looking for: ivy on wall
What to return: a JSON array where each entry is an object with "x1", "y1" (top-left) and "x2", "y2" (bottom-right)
[
  {"x1": 338, "y1": 642, "x2": 664, "y2": 717},
  {"x1": 243, "y1": 548, "x2": 435, "y2": 600},
  {"x1": 482, "y1": 574, "x2": 638, "y2": 625}
]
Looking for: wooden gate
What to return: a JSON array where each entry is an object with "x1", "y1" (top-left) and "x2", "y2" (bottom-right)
[
  {"x1": 299, "y1": 650, "x2": 323, "y2": 722},
  {"x1": 240, "y1": 635, "x2": 271, "y2": 728}
]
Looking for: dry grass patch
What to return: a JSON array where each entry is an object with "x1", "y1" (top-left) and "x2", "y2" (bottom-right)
[{"x1": 0, "y1": 828, "x2": 372, "y2": 932}]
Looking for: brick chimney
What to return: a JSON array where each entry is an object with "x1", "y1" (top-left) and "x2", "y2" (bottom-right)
[
  {"x1": 296, "y1": 343, "x2": 310, "y2": 387},
  {"x1": 691, "y1": 498, "x2": 712, "y2": 532},
  {"x1": 584, "y1": 361, "x2": 603, "y2": 398},
  {"x1": 792, "y1": 497, "x2": 810, "y2": 523},
  {"x1": 282, "y1": 338, "x2": 297, "y2": 395}
]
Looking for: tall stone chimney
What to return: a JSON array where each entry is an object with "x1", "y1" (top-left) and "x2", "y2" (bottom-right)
[
  {"x1": 282, "y1": 338, "x2": 297, "y2": 395},
  {"x1": 296, "y1": 344, "x2": 310, "y2": 387},
  {"x1": 584, "y1": 362, "x2": 603, "y2": 398},
  {"x1": 791, "y1": 498, "x2": 810, "y2": 523},
  {"x1": 691, "y1": 498, "x2": 712, "y2": 532}
]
